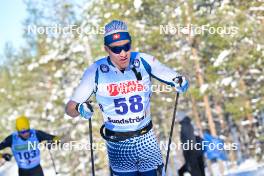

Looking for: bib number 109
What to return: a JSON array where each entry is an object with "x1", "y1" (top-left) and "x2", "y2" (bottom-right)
[{"x1": 114, "y1": 95, "x2": 143, "y2": 115}]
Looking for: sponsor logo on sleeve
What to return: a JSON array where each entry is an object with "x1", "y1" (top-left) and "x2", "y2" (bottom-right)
[
  {"x1": 100, "y1": 64, "x2": 110, "y2": 73},
  {"x1": 133, "y1": 59, "x2": 140, "y2": 68}
]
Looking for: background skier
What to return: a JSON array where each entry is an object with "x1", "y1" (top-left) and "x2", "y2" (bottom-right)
[{"x1": 0, "y1": 115, "x2": 60, "y2": 176}]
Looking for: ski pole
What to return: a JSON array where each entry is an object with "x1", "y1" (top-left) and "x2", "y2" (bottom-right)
[
  {"x1": 165, "y1": 92, "x2": 180, "y2": 173},
  {"x1": 88, "y1": 118, "x2": 95, "y2": 176},
  {"x1": 48, "y1": 149, "x2": 58, "y2": 175}
]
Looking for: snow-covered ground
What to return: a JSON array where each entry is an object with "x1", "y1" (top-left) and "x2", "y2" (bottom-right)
[
  {"x1": 0, "y1": 161, "x2": 17, "y2": 176},
  {"x1": 0, "y1": 159, "x2": 263, "y2": 176},
  {"x1": 0, "y1": 161, "x2": 56, "y2": 176},
  {"x1": 224, "y1": 159, "x2": 264, "y2": 176},
  {"x1": 204, "y1": 159, "x2": 264, "y2": 176}
]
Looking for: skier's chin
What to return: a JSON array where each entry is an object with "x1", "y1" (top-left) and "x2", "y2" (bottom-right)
[
  {"x1": 118, "y1": 59, "x2": 129, "y2": 69},
  {"x1": 119, "y1": 62, "x2": 129, "y2": 70},
  {"x1": 20, "y1": 134, "x2": 30, "y2": 139}
]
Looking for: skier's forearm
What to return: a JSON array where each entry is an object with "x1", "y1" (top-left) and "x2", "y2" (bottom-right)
[
  {"x1": 141, "y1": 53, "x2": 181, "y2": 86},
  {"x1": 36, "y1": 130, "x2": 56, "y2": 142},
  {"x1": 0, "y1": 143, "x2": 6, "y2": 150},
  {"x1": 65, "y1": 100, "x2": 80, "y2": 117}
]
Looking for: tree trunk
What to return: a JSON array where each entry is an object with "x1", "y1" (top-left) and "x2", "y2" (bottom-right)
[
  {"x1": 215, "y1": 101, "x2": 237, "y2": 168},
  {"x1": 190, "y1": 94, "x2": 203, "y2": 136},
  {"x1": 239, "y1": 78, "x2": 253, "y2": 126},
  {"x1": 192, "y1": 47, "x2": 217, "y2": 136}
]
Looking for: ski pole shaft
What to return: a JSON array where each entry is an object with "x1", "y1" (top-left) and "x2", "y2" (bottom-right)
[
  {"x1": 165, "y1": 92, "x2": 180, "y2": 173},
  {"x1": 48, "y1": 149, "x2": 58, "y2": 175},
  {"x1": 89, "y1": 118, "x2": 95, "y2": 176}
]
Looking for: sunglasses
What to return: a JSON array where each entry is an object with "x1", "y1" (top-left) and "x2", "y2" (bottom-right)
[
  {"x1": 18, "y1": 129, "x2": 30, "y2": 134},
  {"x1": 108, "y1": 42, "x2": 131, "y2": 54}
]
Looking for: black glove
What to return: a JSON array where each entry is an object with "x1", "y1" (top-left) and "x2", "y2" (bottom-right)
[
  {"x1": 172, "y1": 75, "x2": 189, "y2": 93},
  {"x1": 2, "y1": 153, "x2": 12, "y2": 161},
  {"x1": 173, "y1": 76, "x2": 183, "y2": 86}
]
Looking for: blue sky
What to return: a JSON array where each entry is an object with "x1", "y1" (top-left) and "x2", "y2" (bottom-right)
[
  {"x1": 0, "y1": 0, "x2": 27, "y2": 63},
  {"x1": 0, "y1": 0, "x2": 86, "y2": 65}
]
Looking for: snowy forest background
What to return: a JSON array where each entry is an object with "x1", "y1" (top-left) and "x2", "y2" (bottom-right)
[{"x1": 0, "y1": 0, "x2": 263, "y2": 175}]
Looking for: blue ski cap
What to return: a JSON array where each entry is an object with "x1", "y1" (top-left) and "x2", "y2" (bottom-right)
[{"x1": 104, "y1": 20, "x2": 131, "y2": 46}]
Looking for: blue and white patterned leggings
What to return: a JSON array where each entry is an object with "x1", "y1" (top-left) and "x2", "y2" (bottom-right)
[{"x1": 106, "y1": 129, "x2": 165, "y2": 176}]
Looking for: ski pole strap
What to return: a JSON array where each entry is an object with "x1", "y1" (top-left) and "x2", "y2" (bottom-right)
[{"x1": 100, "y1": 121, "x2": 153, "y2": 142}]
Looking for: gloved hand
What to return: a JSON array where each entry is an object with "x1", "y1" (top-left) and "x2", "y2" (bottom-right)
[
  {"x1": 75, "y1": 102, "x2": 94, "y2": 119},
  {"x1": 45, "y1": 136, "x2": 61, "y2": 150},
  {"x1": 52, "y1": 136, "x2": 60, "y2": 144},
  {"x1": 173, "y1": 76, "x2": 189, "y2": 93},
  {"x1": 1, "y1": 153, "x2": 12, "y2": 161}
]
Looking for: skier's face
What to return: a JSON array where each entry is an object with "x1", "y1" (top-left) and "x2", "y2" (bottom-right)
[
  {"x1": 105, "y1": 40, "x2": 131, "y2": 70},
  {"x1": 18, "y1": 130, "x2": 30, "y2": 139}
]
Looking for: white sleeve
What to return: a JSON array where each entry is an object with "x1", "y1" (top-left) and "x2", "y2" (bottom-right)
[
  {"x1": 71, "y1": 63, "x2": 97, "y2": 103},
  {"x1": 140, "y1": 53, "x2": 181, "y2": 86}
]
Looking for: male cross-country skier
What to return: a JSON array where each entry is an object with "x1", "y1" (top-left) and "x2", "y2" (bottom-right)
[
  {"x1": 65, "y1": 20, "x2": 189, "y2": 176},
  {"x1": 0, "y1": 115, "x2": 60, "y2": 176}
]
